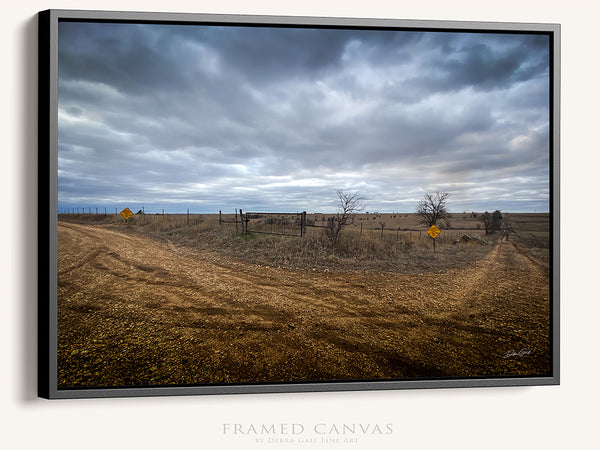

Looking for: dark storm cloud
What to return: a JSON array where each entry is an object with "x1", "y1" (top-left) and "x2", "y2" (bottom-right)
[
  {"x1": 58, "y1": 23, "x2": 214, "y2": 95},
  {"x1": 57, "y1": 22, "x2": 550, "y2": 213},
  {"x1": 416, "y1": 34, "x2": 549, "y2": 92}
]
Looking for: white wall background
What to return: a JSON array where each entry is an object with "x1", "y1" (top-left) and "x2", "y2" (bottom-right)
[{"x1": 2, "y1": 1, "x2": 597, "y2": 449}]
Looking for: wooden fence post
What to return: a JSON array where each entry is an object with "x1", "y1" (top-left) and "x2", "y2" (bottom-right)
[
  {"x1": 301, "y1": 211, "x2": 306, "y2": 237},
  {"x1": 235, "y1": 208, "x2": 239, "y2": 233},
  {"x1": 219, "y1": 210, "x2": 222, "y2": 226}
]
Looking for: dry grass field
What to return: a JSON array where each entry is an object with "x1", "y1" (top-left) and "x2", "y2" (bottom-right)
[{"x1": 56, "y1": 211, "x2": 552, "y2": 388}]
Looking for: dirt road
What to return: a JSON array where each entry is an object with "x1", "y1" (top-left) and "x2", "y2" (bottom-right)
[{"x1": 57, "y1": 222, "x2": 551, "y2": 387}]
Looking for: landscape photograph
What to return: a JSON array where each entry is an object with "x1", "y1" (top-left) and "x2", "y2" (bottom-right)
[{"x1": 55, "y1": 20, "x2": 553, "y2": 389}]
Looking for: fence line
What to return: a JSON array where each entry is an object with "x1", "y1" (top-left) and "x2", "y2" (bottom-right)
[
  {"x1": 244, "y1": 211, "x2": 306, "y2": 237},
  {"x1": 57, "y1": 208, "x2": 490, "y2": 243}
]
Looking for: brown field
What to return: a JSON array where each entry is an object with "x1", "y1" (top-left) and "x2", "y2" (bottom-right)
[{"x1": 56, "y1": 212, "x2": 552, "y2": 388}]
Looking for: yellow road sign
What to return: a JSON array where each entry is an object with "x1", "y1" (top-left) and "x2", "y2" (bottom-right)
[
  {"x1": 120, "y1": 207, "x2": 134, "y2": 220},
  {"x1": 427, "y1": 224, "x2": 441, "y2": 239}
]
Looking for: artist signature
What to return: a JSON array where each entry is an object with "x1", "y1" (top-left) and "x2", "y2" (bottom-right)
[{"x1": 503, "y1": 348, "x2": 531, "y2": 359}]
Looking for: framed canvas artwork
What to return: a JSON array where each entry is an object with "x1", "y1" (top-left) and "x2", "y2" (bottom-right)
[{"x1": 38, "y1": 9, "x2": 560, "y2": 398}]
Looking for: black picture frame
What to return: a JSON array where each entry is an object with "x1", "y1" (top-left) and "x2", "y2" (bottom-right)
[{"x1": 38, "y1": 9, "x2": 560, "y2": 399}]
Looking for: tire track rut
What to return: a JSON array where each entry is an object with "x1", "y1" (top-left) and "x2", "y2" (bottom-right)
[{"x1": 57, "y1": 222, "x2": 551, "y2": 387}]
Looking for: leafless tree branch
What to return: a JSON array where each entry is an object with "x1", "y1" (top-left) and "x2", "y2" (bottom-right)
[
  {"x1": 416, "y1": 191, "x2": 449, "y2": 228},
  {"x1": 326, "y1": 189, "x2": 365, "y2": 246}
]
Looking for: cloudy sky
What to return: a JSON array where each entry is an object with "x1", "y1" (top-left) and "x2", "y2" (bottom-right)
[{"x1": 57, "y1": 21, "x2": 551, "y2": 214}]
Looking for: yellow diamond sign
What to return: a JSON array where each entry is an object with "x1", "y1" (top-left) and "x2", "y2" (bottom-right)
[
  {"x1": 427, "y1": 224, "x2": 441, "y2": 239},
  {"x1": 120, "y1": 207, "x2": 134, "y2": 220}
]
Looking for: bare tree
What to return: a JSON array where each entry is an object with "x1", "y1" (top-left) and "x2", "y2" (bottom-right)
[
  {"x1": 480, "y1": 211, "x2": 493, "y2": 235},
  {"x1": 480, "y1": 210, "x2": 502, "y2": 235},
  {"x1": 491, "y1": 210, "x2": 502, "y2": 231},
  {"x1": 416, "y1": 191, "x2": 449, "y2": 228},
  {"x1": 326, "y1": 189, "x2": 365, "y2": 246}
]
